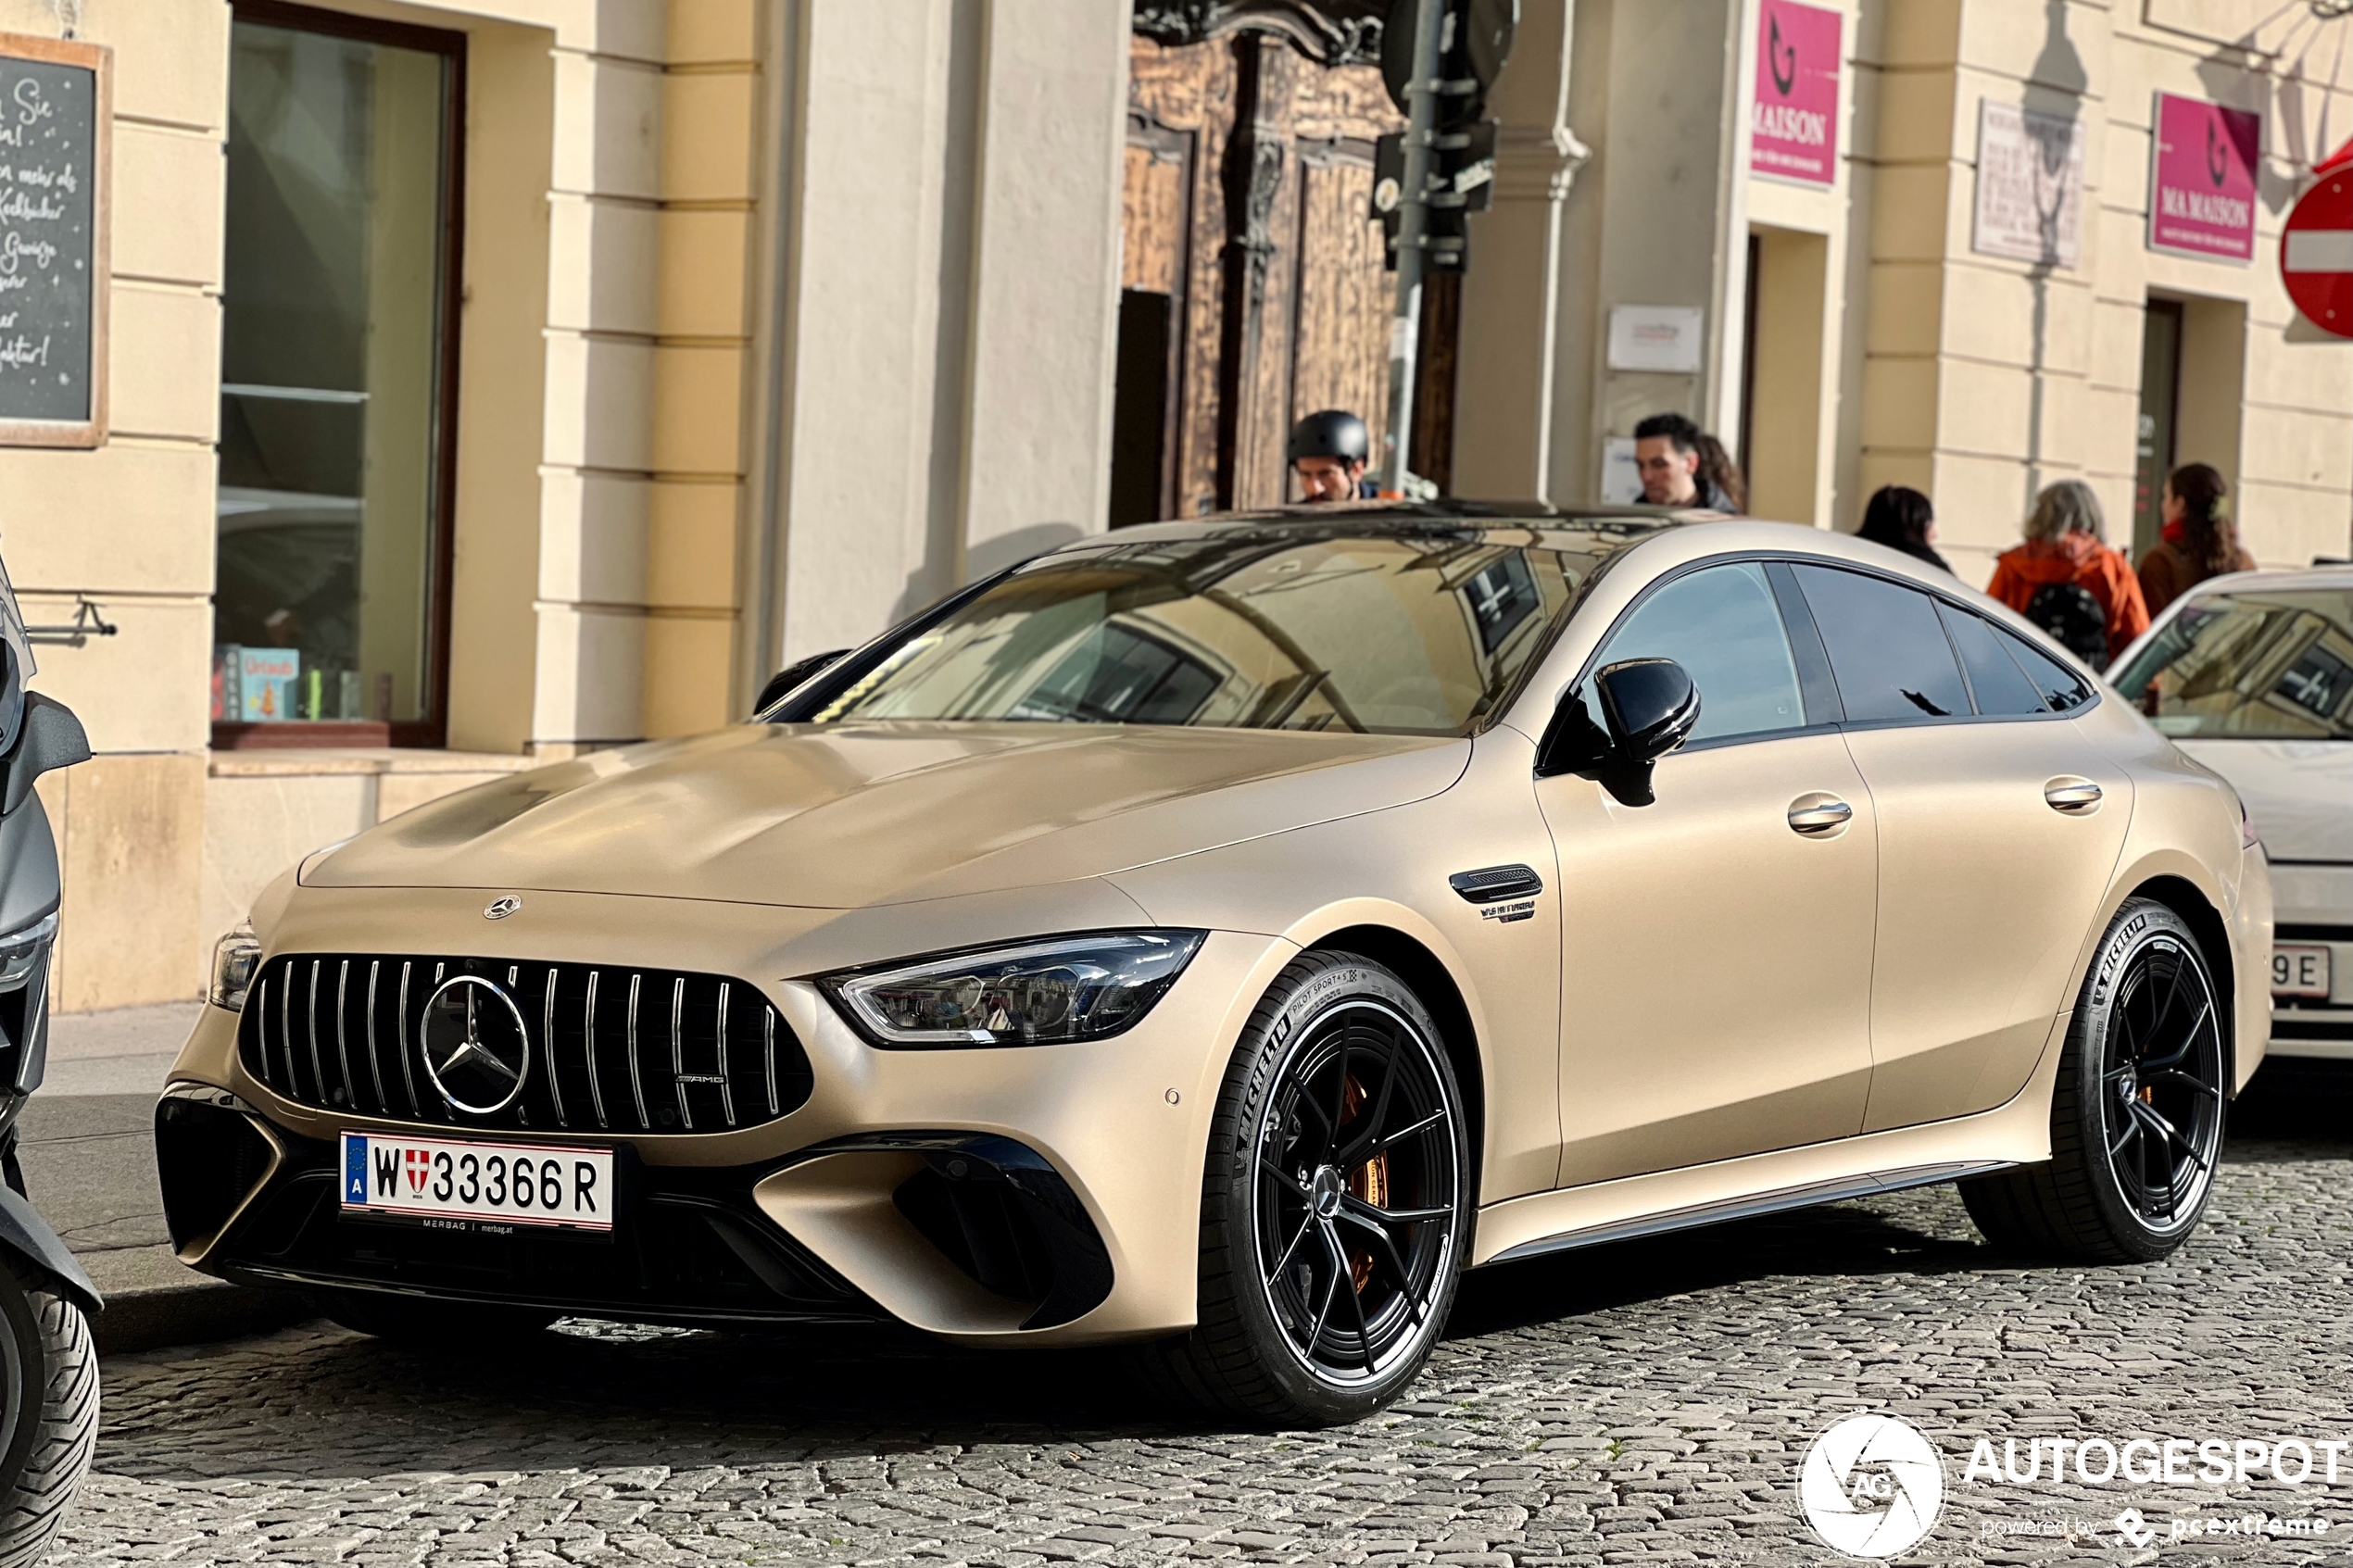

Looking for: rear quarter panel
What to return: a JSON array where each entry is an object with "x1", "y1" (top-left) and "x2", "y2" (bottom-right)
[{"x1": 2076, "y1": 696, "x2": 2271, "y2": 1091}]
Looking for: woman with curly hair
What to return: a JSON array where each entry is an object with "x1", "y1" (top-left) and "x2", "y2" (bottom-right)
[{"x1": 2137, "y1": 462, "x2": 2255, "y2": 618}]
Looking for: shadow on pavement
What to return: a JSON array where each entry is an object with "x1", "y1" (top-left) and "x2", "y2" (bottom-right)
[{"x1": 89, "y1": 1112, "x2": 2353, "y2": 1477}]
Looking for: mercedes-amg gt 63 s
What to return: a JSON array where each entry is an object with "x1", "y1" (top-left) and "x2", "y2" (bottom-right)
[{"x1": 157, "y1": 507, "x2": 2270, "y2": 1424}]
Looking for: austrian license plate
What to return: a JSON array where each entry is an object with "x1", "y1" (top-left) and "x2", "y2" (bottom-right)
[
  {"x1": 340, "y1": 1132, "x2": 615, "y2": 1233},
  {"x1": 2272, "y1": 944, "x2": 2333, "y2": 1000}
]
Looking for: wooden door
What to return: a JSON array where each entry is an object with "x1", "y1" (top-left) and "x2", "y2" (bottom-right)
[{"x1": 1113, "y1": 26, "x2": 1456, "y2": 524}]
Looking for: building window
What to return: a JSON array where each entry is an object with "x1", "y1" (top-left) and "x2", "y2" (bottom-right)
[{"x1": 213, "y1": 2, "x2": 463, "y2": 747}]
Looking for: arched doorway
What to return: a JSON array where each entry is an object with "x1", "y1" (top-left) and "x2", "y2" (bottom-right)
[{"x1": 1110, "y1": 2, "x2": 1460, "y2": 523}]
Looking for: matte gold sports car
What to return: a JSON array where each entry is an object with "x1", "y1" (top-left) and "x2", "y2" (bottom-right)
[{"x1": 157, "y1": 507, "x2": 2270, "y2": 1424}]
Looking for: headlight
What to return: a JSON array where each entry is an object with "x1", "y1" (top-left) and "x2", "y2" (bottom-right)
[
  {"x1": 821, "y1": 930, "x2": 1204, "y2": 1047},
  {"x1": 0, "y1": 909, "x2": 55, "y2": 991},
  {"x1": 210, "y1": 922, "x2": 262, "y2": 1011}
]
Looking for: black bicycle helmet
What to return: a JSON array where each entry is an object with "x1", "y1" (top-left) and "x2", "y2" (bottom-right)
[{"x1": 1287, "y1": 408, "x2": 1370, "y2": 465}]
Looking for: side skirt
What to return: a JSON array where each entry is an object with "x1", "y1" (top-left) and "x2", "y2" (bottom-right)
[{"x1": 1480, "y1": 1160, "x2": 2015, "y2": 1266}]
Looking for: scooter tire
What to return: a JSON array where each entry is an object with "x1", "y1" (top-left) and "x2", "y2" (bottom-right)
[{"x1": 0, "y1": 1255, "x2": 97, "y2": 1568}]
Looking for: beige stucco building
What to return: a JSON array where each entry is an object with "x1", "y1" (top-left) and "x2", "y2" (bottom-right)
[
  {"x1": 4, "y1": 0, "x2": 2347, "y2": 1014},
  {"x1": 1450, "y1": 0, "x2": 2353, "y2": 586}
]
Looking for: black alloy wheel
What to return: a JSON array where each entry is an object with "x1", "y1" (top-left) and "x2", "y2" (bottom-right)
[
  {"x1": 2094, "y1": 924, "x2": 2225, "y2": 1235},
  {"x1": 1251, "y1": 997, "x2": 1460, "y2": 1388},
  {"x1": 1141, "y1": 952, "x2": 1469, "y2": 1425},
  {"x1": 1961, "y1": 897, "x2": 2229, "y2": 1263}
]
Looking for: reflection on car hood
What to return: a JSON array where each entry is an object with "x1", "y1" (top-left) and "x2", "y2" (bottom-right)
[
  {"x1": 308, "y1": 722, "x2": 1471, "y2": 908},
  {"x1": 2175, "y1": 739, "x2": 2353, "y2": 863}
]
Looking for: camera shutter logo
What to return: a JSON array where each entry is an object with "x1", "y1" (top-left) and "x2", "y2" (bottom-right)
[{"x1": 1800, "y1": 1412, "x2": 1944, "y2": 1559}]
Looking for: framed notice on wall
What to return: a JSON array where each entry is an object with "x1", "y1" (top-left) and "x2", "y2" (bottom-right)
[
  {"x1": 0, "y1": 32, "x2": 107, "y2": 448},
  {"x1": 1972, "y1": 99, "x2": 2087, "y2": 270}
]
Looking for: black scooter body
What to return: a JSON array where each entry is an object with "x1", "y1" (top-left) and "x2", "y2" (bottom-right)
[{"x1": 0, "y1": 691, "x2": 99, "y2": 1314}]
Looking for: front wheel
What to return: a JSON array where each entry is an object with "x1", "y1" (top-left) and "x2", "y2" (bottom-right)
[
  {"x1": 0, "y1": 1256, "x2": 97, "y2": 1568},
  {"x1": 1142, "y1": 952, "x2": 1471, "y2": 1425},
  {"x1": 1962, "y1": 897, "x2": 2228, "y2": 1263}
]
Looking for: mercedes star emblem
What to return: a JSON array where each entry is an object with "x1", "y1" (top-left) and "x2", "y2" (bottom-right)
[
  {"x1": 419, "y1": 974, "x2": 532, "y2": 1115},
  {"x1": 484, "y1": 896, "x2": 522, "y2": 920}
]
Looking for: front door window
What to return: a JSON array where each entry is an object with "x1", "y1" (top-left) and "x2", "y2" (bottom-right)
[{"x1": 213, "y1": 4, "x2": 462, "y2": 742}]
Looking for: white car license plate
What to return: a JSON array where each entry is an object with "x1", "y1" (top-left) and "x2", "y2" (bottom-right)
[
  {"x1": 2272, "y1": 944, "x2": 2332, "y2": 1000},
  {"x1": 341, "y1": 1133, "x2": 614, "y2": 1233}
]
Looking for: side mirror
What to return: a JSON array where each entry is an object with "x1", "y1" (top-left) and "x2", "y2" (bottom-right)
[
  {"x1": 1533, "y1": 658, "x2": 1699, "y2": 807},
  {"x1": 1594, "y1": 658, "x2": 1700, "y2": 766},
  {"x1": 754, "y1": 649, "x2": 850, "y2": 717},
  {"x1": 2, "y1": 694, "x2": 90, "y2": 816}
]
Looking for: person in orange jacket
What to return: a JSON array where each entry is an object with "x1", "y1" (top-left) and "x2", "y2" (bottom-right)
[{"x1": 1985, "y1": 480, "x2": 2150, "y2": 667}]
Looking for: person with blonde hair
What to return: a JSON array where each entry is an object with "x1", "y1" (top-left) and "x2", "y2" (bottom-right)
[{"x1": 1986, "y1": 479, "x2": 2149, "y2": 664}]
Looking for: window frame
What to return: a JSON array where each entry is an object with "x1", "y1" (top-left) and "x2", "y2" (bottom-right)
[
  {"x1": 1574, "y1": 556, "x2": 1840, "y2": 755},
  {"x1": 1782, "y1": 559, "x2": 2095, "y2": 731},
  {"x1": 212, "y1": 0, "x2": 467, "y2": 752},
  {"x1": 1563, "y1": 551, "x2": 2098, "y2": 754}
]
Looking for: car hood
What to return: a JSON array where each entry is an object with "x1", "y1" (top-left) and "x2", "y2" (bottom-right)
[
  {"x1": 308, "y1": 722, "x2": 1471, "y2": 909},
  {"x1": 2175, "y1": 738, "x2": 2353, "y2": 863}
]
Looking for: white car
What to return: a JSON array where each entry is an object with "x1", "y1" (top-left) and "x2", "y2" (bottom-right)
[{"x1": 2111, "y1": 567, "x2": 2353, "y2": 1068}]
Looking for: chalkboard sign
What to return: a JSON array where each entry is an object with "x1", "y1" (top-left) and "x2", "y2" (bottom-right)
[{"x1": 0, "y1": 34, "x2": 107, "y2": 448}]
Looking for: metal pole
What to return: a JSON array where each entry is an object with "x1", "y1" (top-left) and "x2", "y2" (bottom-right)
[{"x1": 1379, "y1": 0, "x2": 1448, "y2": 497}]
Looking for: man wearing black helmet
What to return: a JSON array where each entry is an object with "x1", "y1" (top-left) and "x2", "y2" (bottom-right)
[{"x1": 1287, "y1": 409, "x2": 1375, "y2": 503}]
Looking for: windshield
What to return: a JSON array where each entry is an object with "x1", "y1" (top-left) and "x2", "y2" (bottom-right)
[
  {"x1": 801, "y1": 526, "x2": 1625, "y2": 736},
  {"x1": 2112, "y1": 587, "x2": 2353, "y2": 741}
]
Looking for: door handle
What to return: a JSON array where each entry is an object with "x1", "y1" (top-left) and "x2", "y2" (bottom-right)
[
  {"x1": 2045, "y1": 777, "x2": 2104, "y2": 814},
  {"x1": 1788, "y1": 794, "x2": 1854, "y2": 836}
]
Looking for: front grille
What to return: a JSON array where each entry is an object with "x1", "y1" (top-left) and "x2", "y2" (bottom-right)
[{"x1": 238, "y1": 953, "x2": 814, "y2": 1135}]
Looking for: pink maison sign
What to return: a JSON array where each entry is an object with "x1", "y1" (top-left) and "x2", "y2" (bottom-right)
[
  {"x1": 2149, "y1": 92, "x2": 2261, "y2": 262},
  {"x1": 1750, "y1": 0, "x2": 1842, "y2": 187}
]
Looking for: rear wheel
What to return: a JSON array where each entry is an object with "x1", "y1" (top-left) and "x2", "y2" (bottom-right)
[
  {"x1": 1141, "y1": 952, "x2": 1470, "y2": 1425},
  {"x1": 0, "y1": 1256, "x2": 97, "y2": 1568},
  {"x1": 311, "y1": 1287, "x2": 559, "y2": 1346},
  {"x1": 1961, "y1": 897, "x2": 2227, "y2": 1262}
]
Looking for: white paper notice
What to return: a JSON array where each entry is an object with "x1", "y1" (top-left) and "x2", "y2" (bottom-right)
[
  {"x1": 1600, "y1": 436, "x2": 1643, "y2": 505},
  {"x1": 1972, "y1": 99, "x2": 2087, "y2": 268},
  {"x1": 1606, "y1": 306, "x2": 1705, "y2": 373}
]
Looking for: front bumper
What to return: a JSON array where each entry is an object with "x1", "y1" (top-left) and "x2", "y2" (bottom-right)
[
  {"x1": 2266, "y1": 862, "x2": 2352, "y2": 1062},
  {"x1": 158, "y1": 886, "x2": 1295, "y2": 1347}
]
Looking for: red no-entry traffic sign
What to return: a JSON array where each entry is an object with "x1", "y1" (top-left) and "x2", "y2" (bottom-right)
[{"x1": 2284, "y1": 163, "x2": 2353, "y2": 339}]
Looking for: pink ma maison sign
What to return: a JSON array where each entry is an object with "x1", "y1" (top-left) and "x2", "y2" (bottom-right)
[
  {"x1": 2149, "y1": 92, "x2": 2261, "y2": 263},
  {"x1": 1750, "y1": 0, "x2": 1841, "y2": 187}
]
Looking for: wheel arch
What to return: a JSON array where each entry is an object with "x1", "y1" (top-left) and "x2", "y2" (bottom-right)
[
  {"x1": 2122, "y1": 872, "x2": 2239, "y2": 1092},
  {"x1": 1302, "y1": 922, "x2": 1487, "y2": 1196}
]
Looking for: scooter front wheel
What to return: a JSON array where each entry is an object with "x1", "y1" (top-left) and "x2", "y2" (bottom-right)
[{"x1": 0, "y1": 1255, "x2": 96, "y2": 1568}]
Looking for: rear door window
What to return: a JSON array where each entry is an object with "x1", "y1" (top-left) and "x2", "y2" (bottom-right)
[
  {"x1": 1997, "y1": 625, "x2": 2095, "y2": 712},
  {"x1": 1936, "y1": 602, "x2": 2050, "y2": 717},
  {"x1": 1792, "y1": 565, "x2": 1971, "y2": 723}
]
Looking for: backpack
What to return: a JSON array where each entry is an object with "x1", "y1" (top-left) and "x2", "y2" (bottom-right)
[{"x1": 2023, "y1": 581, "x2": 2108, "y2": 665}]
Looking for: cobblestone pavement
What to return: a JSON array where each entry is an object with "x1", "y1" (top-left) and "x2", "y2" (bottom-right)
[{"x1": 48, "y1": 1082, "x2": 2353, "y2": 1568}]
